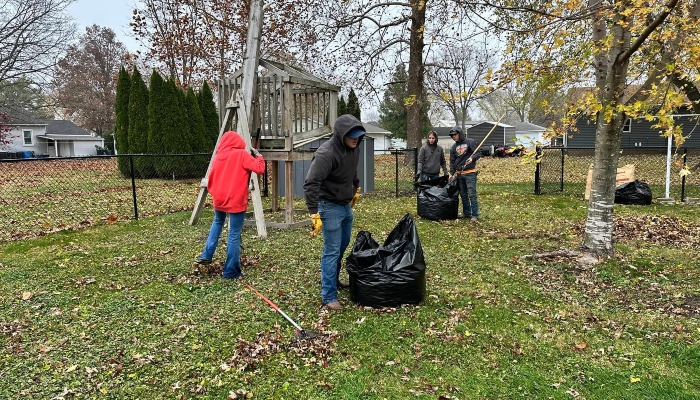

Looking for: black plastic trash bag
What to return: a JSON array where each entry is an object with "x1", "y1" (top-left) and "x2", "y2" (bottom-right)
[
  {"x1": 614, "y1": 180, "x2": 652, "y2": 205},
  {"x1": 416, "y1": 175, "x2": 459, "y2": 220},
  {"x1": 345, "y1": 213, "x2": 426, "y2": 307}
]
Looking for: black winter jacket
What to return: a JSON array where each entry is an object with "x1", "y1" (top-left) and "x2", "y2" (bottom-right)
[
  {"x1": 449, "y1": 127, "x2": 481, "y2": 174},
  {"x1": 303, "y1": 114, "x2": 363, "y2": 214}
]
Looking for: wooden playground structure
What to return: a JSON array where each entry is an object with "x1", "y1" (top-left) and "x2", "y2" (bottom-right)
[{"x1": 189, "y1": 0, "x2": 340, "y2": 235}]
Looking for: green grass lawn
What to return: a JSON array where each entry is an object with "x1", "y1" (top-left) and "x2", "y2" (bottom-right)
[{"x1": 2, "y1": 186, "x2": 700, "y2": 399}]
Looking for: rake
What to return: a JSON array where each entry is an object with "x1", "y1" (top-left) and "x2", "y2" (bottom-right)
[{"x1": 246, "y1": 285, "x2": 322, "y2": 341}]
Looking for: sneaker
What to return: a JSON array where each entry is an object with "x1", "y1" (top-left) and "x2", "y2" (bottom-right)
[
  {"x1": 195, "y1": 257, "x2": 212, "y2": 265},
  {"x1": 222, "y1": 273, "x2": 244, "y2": 280},
  {"x1": 337, "y1": 280, "x2": 350, "y2": 289},
  {"x1": 470, "y1": 217, "x2": 479, "y2": 223},
  {"x1": 324, "y1": 301, "x2": 343, "y2": 311}
]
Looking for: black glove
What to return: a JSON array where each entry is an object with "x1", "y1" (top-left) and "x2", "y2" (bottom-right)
[
  {"x1": 250, "y1": 148, "x2": 261, "y2": 157},
  {"x1": 414, "y1": 172, "x2": 421, "y2": 180}
]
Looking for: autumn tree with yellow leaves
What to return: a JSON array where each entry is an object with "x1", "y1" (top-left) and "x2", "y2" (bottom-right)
[{"x1": 474, "y1": 0, "x2": 700, "y2": 257}]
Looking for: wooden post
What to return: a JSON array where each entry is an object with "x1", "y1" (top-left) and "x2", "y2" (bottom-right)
[{"x1": 240, "y1": 0, "x2": 263, "y2": 136}]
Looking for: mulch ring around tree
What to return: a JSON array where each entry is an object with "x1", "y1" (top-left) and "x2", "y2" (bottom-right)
[{"x1": 572, "y1": 214, "x2": 700, "y2": 249}]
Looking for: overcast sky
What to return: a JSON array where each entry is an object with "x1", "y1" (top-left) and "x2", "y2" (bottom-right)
[{"x1": 66, "y1": 0, "x2": 138, "y2": 51}]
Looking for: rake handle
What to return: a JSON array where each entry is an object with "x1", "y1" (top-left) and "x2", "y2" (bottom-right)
[
  {"x1": 246, "y1": 285, "x2": 303, "y2": 331},
  {"x1": 247, "y1": 285, "x2": 280, "y2": 311}
]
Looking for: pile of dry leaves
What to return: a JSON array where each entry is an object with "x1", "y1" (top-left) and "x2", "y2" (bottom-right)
[{"x1": 573, "y1": 214, "x2": 700, "y2": 249}]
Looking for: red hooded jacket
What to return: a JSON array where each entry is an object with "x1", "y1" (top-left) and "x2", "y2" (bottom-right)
[{"x1": 207, "y1": 131, "x2": 266, "y2": 213}]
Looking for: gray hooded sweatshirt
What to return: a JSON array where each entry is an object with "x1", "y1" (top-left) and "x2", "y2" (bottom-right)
[
  {"x1": 304, "y1": 114, "x2": 363, "y2": 214},
  {"x1": 417, "y1": 135, "x2": 447, "y2": 176}
]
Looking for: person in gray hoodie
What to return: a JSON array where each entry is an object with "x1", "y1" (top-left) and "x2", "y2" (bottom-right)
[
  {"x1": 304, "y1": 114, "x2": 365, "y2": 311},
  {"x1": 416, "y1": 130, "x2": 447, "y2": 182},
  {"x1": 449, "y1": 126, "x2": 481, "y2": 221}
]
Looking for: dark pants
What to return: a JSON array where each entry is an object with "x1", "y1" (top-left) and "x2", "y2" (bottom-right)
[{"x1": 457, "y1": 172, "x2": 479, "y2": 218}]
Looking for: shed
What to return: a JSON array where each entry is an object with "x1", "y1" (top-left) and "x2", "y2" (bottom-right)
[{"x1": 466, "y1": 121, "x2": 516, "y2": 147}]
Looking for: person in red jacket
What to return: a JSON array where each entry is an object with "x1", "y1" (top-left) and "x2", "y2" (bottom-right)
[{"x1": 195, "y1": 131, "x2": 265, "y2": 279}]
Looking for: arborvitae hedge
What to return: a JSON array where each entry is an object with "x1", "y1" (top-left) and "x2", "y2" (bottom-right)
[
  {"x1": 154, "y1": 79, "x2": 191, "y2": 178},
  {"x1": 198, "y1": 81, "x2": 219, "y2": 151},
  {"x1": 128, "y1": 69, "x2": 151, "y2": 177},
  {"x1": 186, "y1": 88, "x2": 207, "y2": 153},
  {"x1": 337, "y1": 95, "x2": 347, "y2": 120},
  {"x1": 186, "y1": 87, "x2": 209, "y2": 177},
  {"x1": 147, "y1": 70, "x2": 166, "y2": 156},
  {"x1": 114, "y1": 67, "x2": 131, "y2": 176},
  {"x1": 347, "y1": 88, "x2": 361, "y2": 121}
]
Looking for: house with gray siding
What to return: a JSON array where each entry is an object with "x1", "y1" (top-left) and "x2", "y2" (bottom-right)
[{"x1": 567, "y1": 112, "x2": 700, "y2": 148}]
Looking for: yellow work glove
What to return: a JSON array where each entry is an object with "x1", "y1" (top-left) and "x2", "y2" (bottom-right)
[
  {"x1": 350, "y1": 187, "x2": 361, "y2": 208},
  {"x1": 310, "y1": 213, "x2": 322, "y2": 237}
]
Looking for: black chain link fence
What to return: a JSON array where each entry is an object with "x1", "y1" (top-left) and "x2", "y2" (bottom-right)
[
  {"x1": 4, "y1": 146, "x2": 697, "y2": 242},
  {"x1": 535, "y1": 146, "x2": 700, "y2": 201},
  {"x1": 372, "y1": 148, "x2": 418, "y2": 197},
  {"x1": 1, "y1": 154, "x2": 211, "y2": 242},
  {"x1": 1, "y1": 150, "x2": 420, "y2": 242}
]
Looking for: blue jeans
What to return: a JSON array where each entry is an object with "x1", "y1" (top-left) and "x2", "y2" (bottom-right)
[
  {"x1": 318, "y1": 200, "x2": 353, "y2": 304},
  {"x1": 200, "y1": 209, "x2": 245, "y2": 278},
  {"x1": 457, "y1": 172, "x2": 479, "y2": 218}
]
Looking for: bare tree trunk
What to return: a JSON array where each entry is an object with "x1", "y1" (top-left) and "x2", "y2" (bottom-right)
[
  {"x1": 406, "y1": 0, "x2": 426, "y2": 149},
  {"x1": 582, "y1": 112, "x2": 624, "y2": 256},
  {"x1": 582, "y1": 6, "x2": 630, "y2": 257}
]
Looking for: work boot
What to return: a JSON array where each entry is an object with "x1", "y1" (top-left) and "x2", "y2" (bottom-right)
[
  {"x1": 194, "y1": 257, "x2": 212, "y2": 265},
  {"x1": 324, "y1": 301, "x2": 343, "y2": 311}
]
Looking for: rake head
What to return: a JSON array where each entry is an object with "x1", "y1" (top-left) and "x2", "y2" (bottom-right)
[{"x1": 293, "y1": 328, "x2": 323, "y2": 342}]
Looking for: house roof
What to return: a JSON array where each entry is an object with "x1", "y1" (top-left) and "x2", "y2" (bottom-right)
[
  {"x1": 36, "y1": 134, "x2": 103, "y2": 142},
  {"x1": 0, "y1": 105, "x2": 47, "y2": 125},
  {"x1": 513, "y1": 122, "x2": 546, "y2": 132},
  {"x1": 471, "y1": 121, "x2": 515, "y2": 129},
  {"x1": 226, "y1": 58, "x2": 340, "y2": 92},
  {"x1": 433, "y1": 120, "x2": 481, "y2": 128},
  {"x1": 46, "y1": 120, "x2": 97, "y2": 137},
  {"x1": 362, "y1": 122, "x2": 390, "y2": 135}
]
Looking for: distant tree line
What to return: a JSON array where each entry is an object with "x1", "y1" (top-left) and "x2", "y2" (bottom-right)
[{"x1": 114, "y1": 67, "x2": 219, "y2": 178}]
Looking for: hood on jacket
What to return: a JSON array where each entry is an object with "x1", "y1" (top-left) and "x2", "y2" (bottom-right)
[
  {"x1": 334, "y1": 114, "x2": 365, "y2": 147},
  {"x1": 217, "y1": 131, "x2": 246, "y2": 154},
  {"x1": 449, "y1": 126, "x2": 465, "y2": 142}
]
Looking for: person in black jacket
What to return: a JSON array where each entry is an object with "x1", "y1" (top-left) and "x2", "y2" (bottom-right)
[
  {"x1": 304, "y1": 114, "x2": 364, "y2": 311},
  {"x1": 449, "y1": 126, "x2": 481, "y2": 222}
]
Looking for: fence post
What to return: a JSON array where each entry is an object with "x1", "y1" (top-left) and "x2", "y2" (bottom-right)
[
  {"x1": 414, "y1": 147, "x2": 418, "y2": 179},
  {"x1": 395, "y1": 149, "x2": 399, "y2": 197},
  {"x1": 681, "y1": 147, "x2": 687, "y2": 202},
  {"x1": 129, "y1": 155, "x2": 139, "y2": 220},
  {"x1": 560, "y1": 147, "x2": 565, "y2": 192},
  {"x1": 534, "y1": 145, "x2": 542, "y2": 195}
]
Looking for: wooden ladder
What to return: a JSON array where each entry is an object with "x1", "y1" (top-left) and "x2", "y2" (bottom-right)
[{"x1": 189, "y1": 89, "x2": 267, "y2": 238}]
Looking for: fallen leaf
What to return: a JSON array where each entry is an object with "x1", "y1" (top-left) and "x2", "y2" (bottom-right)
[
  {"x1": 630, "y1": 376, "x2": 641, "y2": 383},
  {"x1": 22, "y1": 292, "x2": 32, "y2": 301},
  {"x1": 575, "y1": 342, "x2": 587, "y2": 351}
]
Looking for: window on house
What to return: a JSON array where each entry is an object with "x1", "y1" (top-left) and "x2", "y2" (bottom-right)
[
  {"x1": 622, "y1": 118, "x2": 631, "y2": 133},
  {"x1": 23, "y1": 130, "x2": 33, "y2": 145}
]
